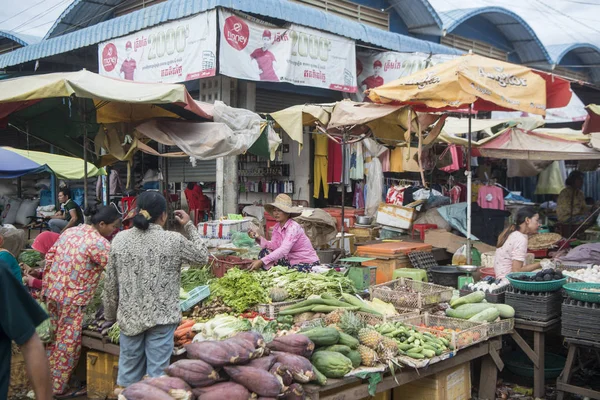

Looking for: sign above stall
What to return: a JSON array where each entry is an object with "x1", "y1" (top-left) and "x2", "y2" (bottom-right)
[
  {"x1": 353, "y1": 51, "x2": 456, "y2": 102},
  {"x1": 98, "y1": 10, "x2": 217, "y2": 83},
  {"x1": 218, "y1": 9, "x2": 357, "y2": 93}
]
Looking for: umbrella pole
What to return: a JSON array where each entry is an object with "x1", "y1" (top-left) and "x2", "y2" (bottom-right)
[
  {"x1": 466, "y1": 105, "x2": 473, "y2": 264},
  {"x1": 340, "y1": 130, "x2": 346, "y2": 252},
  {"x1": 82, "y1": 100, "x2": 89, "y2": 210}
]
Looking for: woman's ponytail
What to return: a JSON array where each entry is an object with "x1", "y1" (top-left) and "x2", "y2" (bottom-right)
[
  {"x1": 496, "y1": 224, "x2": 516, "y2": 248},
  {"x1": 132, "y1": 191, "x2": 167, "y2": 231},
  {"x1": 132, "y1": 213, "x2": 151, "y2": 230}
]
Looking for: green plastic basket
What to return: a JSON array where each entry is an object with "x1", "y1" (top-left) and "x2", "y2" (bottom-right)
[
  {"x1": 506, "y1": 272, "x2": 567, "y2": 292},
  {"x1": 563, "y1": 282, "x2": 600, "y2": 303}
]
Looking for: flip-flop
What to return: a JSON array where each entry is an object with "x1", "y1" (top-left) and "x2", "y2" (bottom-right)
[{"x1": 54, "y1": 386, "x2": 87, "y2": 399}]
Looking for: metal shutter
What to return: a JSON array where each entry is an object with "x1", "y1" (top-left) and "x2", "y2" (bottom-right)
[
  {"x1": 255, "y1": 89, "x2": 338, "y2": 113},
  {"x1": 441, "y1": 34, "x2": 508, "y2": 61},
  {"x1": 167, "y1": 158, "x2": 217, "y2": 183}
]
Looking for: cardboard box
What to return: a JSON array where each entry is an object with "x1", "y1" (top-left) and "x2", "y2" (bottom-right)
[
  {"x1": 198, "y1": 218, "x2": 253, "y2": 247},
  {"x1": 376, "y1": 203, "x2": 417, "y2": 230},
  {"x1": 393, "y1": 362, "x2": 471, "y2": 400},
  {"x1": 424, "y1": 229, "x2": 496, "y2": 255}
]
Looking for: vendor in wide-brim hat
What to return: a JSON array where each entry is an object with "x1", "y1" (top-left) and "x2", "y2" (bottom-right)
[{"x1": 248, "y1": 194, "x2": 320, "y2": 272}]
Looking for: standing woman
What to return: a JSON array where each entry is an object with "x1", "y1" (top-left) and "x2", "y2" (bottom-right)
[
  {"x1": 103, "y1": 191, "x2": 208, "y2": 388},
  {"x1": 42, "y1": 206, "x2": 120, "y2": 398},
  {"x1": 494, "y1": 207, "x2": 541, "y2": 280}
]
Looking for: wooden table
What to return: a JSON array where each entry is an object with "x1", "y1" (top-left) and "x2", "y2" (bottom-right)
[
  {"x1": 556, "y1": 337, "x2": 600, "y2": 400},
  {"x1": 510, "y1": 318, "x2": 561, "y2": 399},
  {"x1": 304, "y1": 338, "x2": 503, "y2": 400},
  {"x1": 82, "y1": 331, "x2": 120, "y2": 356}
]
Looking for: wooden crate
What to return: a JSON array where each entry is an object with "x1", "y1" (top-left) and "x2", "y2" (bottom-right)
[
  {"x1": 87, "y1": 351, "x2": 119, "y2": 400},
  {"x1": 393, "y1": 362, "x2": 471, "y2": 400}
]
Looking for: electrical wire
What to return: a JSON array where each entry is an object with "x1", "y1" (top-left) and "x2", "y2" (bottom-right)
[
  {"x1": 0, "y1": 0, "x2": 52, "y2": 26},
  {"x1": 10, "y1": 0, "x2": 73, "y2": 33},
  {"x1": 533, "y1": 0, "x2": 600, "y2": 35}
]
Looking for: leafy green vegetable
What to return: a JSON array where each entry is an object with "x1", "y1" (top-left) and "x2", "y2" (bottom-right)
[
  {"x1": 84, "y1": 277, "x2": 104, "y2": 327},
  {"x1": 108, "y1": 323, "x2": 120, "y2": 344},
  {"x1": 18, "y1": 250, "x2": 43, "y2": 267},
  {"x1": 257, "y1": 266, "x2": 355, "y2": 299},
  {"x1": 208, "y1": 268, "x2": 270, "y2": 313},
  {"x1": 181, "y1": 266, "x2": 213, "y2": 292}
]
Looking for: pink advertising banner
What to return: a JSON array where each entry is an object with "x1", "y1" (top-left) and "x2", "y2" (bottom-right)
[
  {"x1": 218, "y1": 10, "x2": 357, "y2": 93},
  {"x1": 98, "y1": 10, "x2": 217, "y2": 83}
]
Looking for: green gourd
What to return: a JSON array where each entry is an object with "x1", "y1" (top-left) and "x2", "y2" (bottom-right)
[
  {"x1": 311, "y1": 351, "x2": 353, "y2": 378},
  {"x1": 301, "y1": 327, "x2": 340, "y2": 346},
  {"x1": 337, "y1": 332, "x2": 359, "y2": 349}
]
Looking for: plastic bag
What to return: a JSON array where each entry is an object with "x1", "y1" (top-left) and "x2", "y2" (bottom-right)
[
  {"x1": 36, "y1": 301, "x2": 54, "y2": 344},
  {"x1": 232, "y1": 232, "x2": 255, "y2": 248},
  {"x1": 452, "y1": 245, "x2": 468, "y2": 266}
]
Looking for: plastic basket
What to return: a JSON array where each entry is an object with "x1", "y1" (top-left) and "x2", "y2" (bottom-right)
[
  {"x1": 486, "y1": 318, "x2": 514, "y2": 338},
  {"x1": 506, "y1": 272, "x2": 567, "y2": 292},
  {"x1": 400, "y1": 313, "x2": 488, "y2": 351},
  {"x1": 208, "y1": 255, "x2": 253, "y2": 278},
  {"x1": 556, "y1": 262, "x2": 593, "y2": 283},
  {"x1": 256, "y1": 299, "x2": 304, "y2": 319},
  {"x1": 180, "y1": 285, "x2": 210, "y2": 312},
  {"x1": 370, "y1": 278, "x2": 453, "y2": 310},
  {"x1": 563, "y1": 283, "x2": 600, "y2": 303}
]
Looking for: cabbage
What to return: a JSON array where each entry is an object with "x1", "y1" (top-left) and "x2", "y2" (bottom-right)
[{"x1": 18, "y1": 250, "x2": 43, "y2": 267}]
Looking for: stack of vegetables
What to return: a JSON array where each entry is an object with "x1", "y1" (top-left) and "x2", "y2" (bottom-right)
[
  {"x1": 174, "y1": 319, "x2": 197, "y2": 348},
  {"x1": 119, "y1": 331, "x2": 319, "y2": 400},
  {"x1": 446, "y1": 292, "x2": 515, "y2": 322},
  {"x1": 278, "y1": 293, "x2": 394, "y2": 318}
]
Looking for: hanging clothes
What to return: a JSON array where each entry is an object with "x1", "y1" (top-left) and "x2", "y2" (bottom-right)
[
  {"x1": 440, "y1": 145, "x2": 462, "y2": 173},
  {"x1": 349, "y1": 142, "x2": 364, "y2": 180},
  {"x1": 477, "y1": 185, "x2": 505, "y2": 210},
  {"x1": 313, "y1": 133, "x2": 329, "y2": 199},
  {"x1": 389, "y1": 147, "x2": 404, "y2": 172},
  {"x1": 449, "y1": 185, "x2": 462, "y2": 204},
  {"x1": 535, "y1": 161, "x2": 566, "y2": 195},
  {"x1": 379, "y1": 149, "x2": 390, "y2": 173},
  {"x1": 363, "y1": 139, "x2": 386, "y2": 217},
  {"x1": 386, "y1": 185, "x2": 408, "y2": 206},
  {"x1": 354, "y1": 183, "x2": 365, "y2": 209},
  {"x1": 327, "y1": 138, "x2": 342, "y2": 184}
]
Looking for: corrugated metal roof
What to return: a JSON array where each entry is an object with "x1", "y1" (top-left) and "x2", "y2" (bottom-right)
[
  {"x1": 0, "y1": 30, "x2": 41, "y2": 46},
  {"x1": 547, "y1": 43, "x2": 600, "y2": 83},
  {"x1": 0, "y1": 0, "x2": 462, "y2": 69},
  {"x1": 387, "y1": 0, "x2": 442, "y2": 35},
  {"x1": 439, "y1": 7, "x2": 552, "y2": 64},
  {"x1": 45, "y1": 0, "x2": 123, "y2": 39}
]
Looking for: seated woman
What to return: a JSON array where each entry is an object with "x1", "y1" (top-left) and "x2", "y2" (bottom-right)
[
  {"x1": 23, "y1": 231, "x2": 61, "y2": 291},
  {"x1": 249, "y1": 194, "x2": 319, "y2": 272},
  {"x1": 556, "y1": 171, "x2": 591, "y2": 225},
  {"x1": 494, "y1": 207, "x2": 541, "y2": 280}
]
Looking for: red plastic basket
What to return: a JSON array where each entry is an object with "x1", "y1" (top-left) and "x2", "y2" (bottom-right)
[
  {"x1": 209, "y1": 255, "x2": 253, "y2": 278},
  {"x1": 479, "y1": 267, "x2": 496, "y2": 279}
]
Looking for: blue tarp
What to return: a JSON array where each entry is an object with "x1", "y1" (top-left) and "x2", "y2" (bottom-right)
[{"x1": 0, "y1": 147, "x2": 49, "y2": 178}]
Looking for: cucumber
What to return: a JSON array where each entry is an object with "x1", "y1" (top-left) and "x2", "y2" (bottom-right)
[
  {"x1": 283, "y1": 298, "x2": 326, "y2": 311},
  {"x1": 421, "y1": 349, "x2": 436, "y2": 358},
  {"x1": 278, "y1": 305, "x2": 317, "y2": 315},
  {"x1": 397, "y1": 343, "x2": 414, "y2": 351},
  {"x1": 469, "y1": 308, "x2": 500, "y2": 322},
  {"x1": 446, "y1": 303, "x2": 496, "y2": 319},
  {"x1": 320, "y1": 293, "x2": 336, "y2": 300},
  {"x1": 312, "y1": 365, "x2": 328, "y2": 386},
  {"x1": 321, "y1": 299, "x2": 356, "y2": 308},
  {"x1": 340, "y1": 293, "x2": 383, "y2": 316},
  {"x1": 406, "y1": 352, "x2": 425, "y2": 359},
  {"x1": 338, "y1": 332, "x2": 359, "y2": 349},
  {"x1": 492, "y1": 304, "x2": 515, "y2": 318},
  {"x1": 311, "y1": 305, "x2": 360, "y2": 313}
]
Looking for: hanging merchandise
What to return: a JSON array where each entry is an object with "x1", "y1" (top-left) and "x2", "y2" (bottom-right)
[
  {"x1": 477, "y1": 184, "x2": 505, "y2": 210},
  {"x1": 402, "y1": 147, "x2": 421, "y2": 172},
  {"x1": 313, "y1": 133, "x2": 329, "y2": 199},
  {"x1": 327, "y1": 138, "x2": 342, "y2": 184},
  {"x1": 449, "y1": 185, "x2": 462, "y2": 204},
  {"x1": 363, "y1": 138, "x2": 387, "y2": 217},
  {"x1": 354, "y1": 182, "x2": 365, "y2": 209},
  {"x1": 439, "y1": 144, "x2": 462, "y2": 173},
  {"x1": 349, "y1": 142, "x2": 364, "y2": 180},
  {"x1": 535, "y1": 161, "x2": 566, "y2": 195},
  {"x1": 389, "y1": 146, "x2": 403, "y2": 172},
  {"x1": 379, "y1": 148, "x2": 390, "y2": 172},
  {"x1": 386, "y1": 185, "x2": 408, "y2": 206},
  {"x1": 420, "y1": 148, "x2": 435, "y2": 171}
]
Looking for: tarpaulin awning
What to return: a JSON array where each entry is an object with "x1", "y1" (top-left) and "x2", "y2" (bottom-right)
[
  {"x1": 269, "y1": 103, "x2": 334, "y2": 152},
  {"x1": 0, "y1": 70, "x2": 213, "y2": 123},
  {"x1": 583, "y1": 104, "x2": 600, "y2": 134},
  {"x1": 478, "y1": 128, "x2": 600, "y2": 160},
  {"x1": 0, "y1": 146, "x2": 105, "y2": 179}
]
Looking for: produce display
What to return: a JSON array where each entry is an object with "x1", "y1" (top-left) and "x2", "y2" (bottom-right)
[
  {"x1": 181, "y1": 266, "x2": 213, "y2": 292},
  {"x1": 562, "y1": 265, "x2": 600, "y2": 283},
  {"x1": 209, "y1": 268, "x2": 270, "y2": 313},
  {"x1": 463, "y1": 276, "x2": 510, "y2": 293},
  {"x1": 446, "y1": 292, "x2": 515, "y2": 321},
  {"x1": 511, "y1": 268, "x2": 564, "y2": 282}
]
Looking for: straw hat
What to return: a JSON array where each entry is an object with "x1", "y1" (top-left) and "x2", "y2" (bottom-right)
[{"x1": 265, "y1": 194, "x2": 303, "y2": 217}]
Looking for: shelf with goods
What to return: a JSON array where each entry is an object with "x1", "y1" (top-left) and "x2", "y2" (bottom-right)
[{"x1": 238, "y1": 151, "x2": 295, "y2": 195}]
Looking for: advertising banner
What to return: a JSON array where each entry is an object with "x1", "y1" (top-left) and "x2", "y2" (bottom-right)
[
  {"x1": 354, "y1": 51, "x2": 456, "y2": 101},
  {"x1": 218, "y1": 10, "x2": 357, "y2": 92},
  {"x1": 98, "y1": 10, "x2": 217, "y2": 83}
]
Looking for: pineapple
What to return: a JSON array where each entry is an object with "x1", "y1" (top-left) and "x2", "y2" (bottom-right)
[
  {"x1": 269, "y1": 287, "x2": 288, "y2": 302},
  {"x1": 338, "y1": 311, "x2": 367, "y2": 337},
  {"x1": 324, "y1": 308, "x2": 345, "y2": 326},
  {"x1": 357, "y1": 344, "x2": 379, "y2": 367},
  {"x1": 378, "y1": 337, "x2": 399, "y2": 360},
  {"x1": 358, "y1": 328, "x2": 383, "y2": 350}
]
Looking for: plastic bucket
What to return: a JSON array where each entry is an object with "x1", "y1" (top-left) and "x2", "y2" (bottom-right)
[{"x1": 479, "y1": 267, "x2": 496, "y2": 279}]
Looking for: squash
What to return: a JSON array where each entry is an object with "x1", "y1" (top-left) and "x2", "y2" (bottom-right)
[
  {"x1": 492, "y1": 304, "x2": 515, "y2": 318},
  {"x1": 322, "y1": 344, "x2": 352, "y2": 357},
  {"x1": 450, "y1": 291, "x2": 485, "y2": 308},
  {"x1": 301, "y1": 327, "x2": 340, "y2": 346},
  {"x1": 445, "y1": 303, "x2": 495, "y2": 319},
  {"x1": 311, "y1": 365, "x2": 328, "y2": 386},
  {"x1": 346, "y1": 350, "x2": 362, "y2": 368},
  {"x1": 338, "y1": 332, "x2": 359, "y2": 349},
  {"x1": 468, "y1": 308, "x2": 500, "y2": 322},
  {"x1": 311, "y1": 351, "x2": 353, "y2": 378}
]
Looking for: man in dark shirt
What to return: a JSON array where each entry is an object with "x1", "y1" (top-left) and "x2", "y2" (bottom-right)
[
  {"x1": 0, "y1": 260, "x2": 53, "y2": 400},
  {"x1": 46, "y1": 188, "x2": 83, "y2": 233}
]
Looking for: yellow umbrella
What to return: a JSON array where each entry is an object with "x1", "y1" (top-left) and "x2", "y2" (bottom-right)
[
  {"x1": 367, "y1": 54, "x2": 548, "y2": 115},
  {"x1": 269, "y1": 103, "x2": 334, "y2": 153}
]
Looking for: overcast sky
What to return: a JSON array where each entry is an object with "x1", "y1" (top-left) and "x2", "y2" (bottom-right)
[{"x1": 1, "y1": 0, "x2": 599, "y2": 46}]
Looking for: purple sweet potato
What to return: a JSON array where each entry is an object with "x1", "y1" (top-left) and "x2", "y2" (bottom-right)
[
  {"x1": 246, "y1": 355, "x2": 276, "y2": 371},
  {"x1": 267, "y1": 334, "x2": 314, "y2": 358},
  {"x1": 191, "y1": 382, "x2": 254, "y2": 400},
  {"x1": 120, "y1": 382, "x2": 173, "y2": 400},
  {"x1": 165, "y1": 359, "x2": 221, "y2": 387},
  {"x1": 143, "y1": 376, "x2": 193, "y2": 399},
  {"x1": 271, "y1": 351, "x2": 315, "y2": 383},
  {"x1": 224, "y1": 365, "x2": 283, "y2": 397}
]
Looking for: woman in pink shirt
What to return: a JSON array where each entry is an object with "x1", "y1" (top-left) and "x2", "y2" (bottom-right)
[
  {"x1": 248, "y1": 194, "x2": 319, "y2": 272},
  {"x1": 494, "y1": 207, "x2": 541, "y2": 279}
]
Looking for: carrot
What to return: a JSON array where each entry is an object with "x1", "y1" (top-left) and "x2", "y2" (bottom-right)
[
  {"x1": 175, "y1": 329, "x2": 191, "y2": 340},
  {"x1": 178, "y1": 320, "x2": 195, "y2": 329}
]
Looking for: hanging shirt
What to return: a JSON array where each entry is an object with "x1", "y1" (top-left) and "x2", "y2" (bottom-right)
[
  {"x1": 389, "y1": 147, "x2": 404, "y2": 172},
  {"x1": 327, "y1": 139, "x2": 342, "y2": 184},
  {"x1": 477, "y1": 186, "x2": 505, "y2": 210},
  {"x1": 379, "y1": 149, "x2": 390, "y2": 172},
  {"x1": 349, "y1": 142, "x2": 364, "y2": 180}
]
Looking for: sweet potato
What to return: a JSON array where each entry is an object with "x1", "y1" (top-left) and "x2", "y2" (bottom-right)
[
  {"x1": 224, "y1": 365, "x2": 283, "y2": 397},
  {"x1": 271, "y1": 352, "x2": 315, "y2": 383},
  {"x1": 165, "y1": 359, "x2": 221, "y2": 387},
  {"x1": 267, "y1": 334, "x2": 315, "y2": 358},
  {"x1": 247, "y1": 355, "x2": 276, "y2": 371},
  {"x1": 143, "y1": 376, "x2": 192, "y2": 399},
  {"x1": 191, "y1": 382, "x2": 254, "y2": 400},
  {"x1": 119, "y1": 382, "x2": 173, "y2": 400}
]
